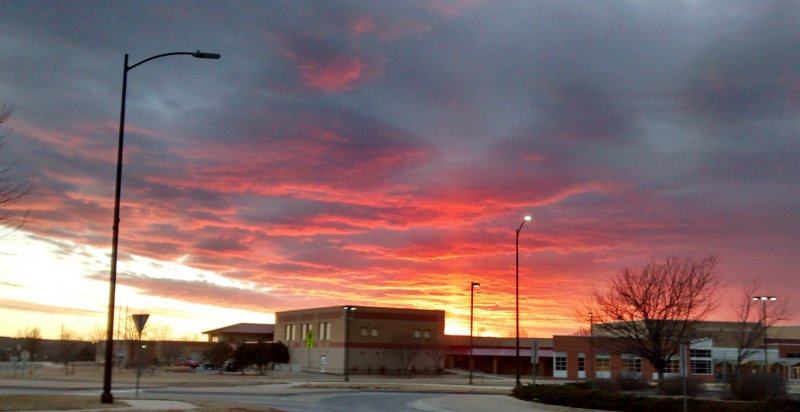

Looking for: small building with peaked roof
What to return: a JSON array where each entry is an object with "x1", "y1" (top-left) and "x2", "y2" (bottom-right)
[{"x1": 202, "y1": 323, "x2": 274, "y2": 343}]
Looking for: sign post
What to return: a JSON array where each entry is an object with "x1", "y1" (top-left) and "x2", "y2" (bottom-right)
[
  {"x1": 305, "y1": 329, "x2": 314, "y2": 383},
  {"x1": 131, "y1": 314, "x2": 149, "y2": 398},
  {"x1": 680, "y1": 343, "x2": 688, "y2": 412},
  {"x1": 531, "y1": 341, "x2": 539, "y2": 385}
]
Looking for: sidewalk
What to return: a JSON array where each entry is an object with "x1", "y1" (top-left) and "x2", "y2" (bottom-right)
[{"x1": 411, "y1": 394, "x2": 596, "y2": 412}]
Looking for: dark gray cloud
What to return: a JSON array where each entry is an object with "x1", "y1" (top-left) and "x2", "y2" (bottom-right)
[{"x1": 2, "y1": 1, "x2": 799, "y2": 331}]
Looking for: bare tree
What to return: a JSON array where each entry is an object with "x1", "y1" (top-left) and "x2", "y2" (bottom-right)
[
  {"x1": 59, "y1": 325, "x2": 78, "y2": 375},
  {"x1": 590, "y1": 256, "x2": 720, "y2": 389},
  {"x1": 144, "y1": 323, "x2": 173, "y2": 341},
  {"x1": 0, "y1": 104, "x2": 30, "y2": 234},
  {"x1": 86, "y1": 324, "x2": 107, "y2": 343},
  {"x1": 386, "y1": 335, "x2": 420, "y2": 376},
  {"x1": 15, "y1": 327, "x2": 42, "y2": 360},
  {"x1": 571, "y1": 327, "x2": 591, "y2": 336},
  {"x1": 425, "y1": 349, "x2": 445, "y2": 375},
  {"x1": 730, "y1": 279, "x2": 791, "y2": 374}
]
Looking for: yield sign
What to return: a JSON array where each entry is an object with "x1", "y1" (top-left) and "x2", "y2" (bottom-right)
[{"x1": 132, "y1": 314, "x2": 150, "y2": 336}]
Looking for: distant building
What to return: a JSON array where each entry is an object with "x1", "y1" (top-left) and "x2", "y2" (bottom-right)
[
  {"x1": 550, "y1": 321, "x2": 800, "y2": 382},
  {"x1": 443, "y1": 335, "x2": 553, "y2": 377},
  {"x1": 203, "y1": 323, "x2": 274, "y2": 343},
  {"x1": 96, "y1": 339, "x2": 212, "y2": 368}
]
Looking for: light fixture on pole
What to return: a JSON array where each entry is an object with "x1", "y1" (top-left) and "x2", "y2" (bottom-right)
[
  {"x1": 588, "y1": 311, "x2": 593, "y2": 380},
  {"x1": 343, "y1": 305, "x2": 357, "y2": 382},
  {"x1": 752, "y1": 295, "x2": 777, "y2": 372},
  {"x1": 101, "y1": 50, "x2": 220, "y2": 405},
  {"x1": 470, "y1": 281, "x2": 480, "y2": 385},
  {"x1": 515, "y1": 215, "x2": 531, "y2": 387}
]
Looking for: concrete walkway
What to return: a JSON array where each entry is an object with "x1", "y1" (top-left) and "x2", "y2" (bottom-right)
[
  {"x1": 411, "y1": 394, "x2": 569, "y2": 412},
  {"x1": 67, "y1": 399, "x2": 195, "y2": 411}
]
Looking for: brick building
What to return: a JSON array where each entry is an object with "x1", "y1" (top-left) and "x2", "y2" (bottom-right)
[
  {"x1": 275, "y1": 305, "x2": 445, "y2": 375},
  {"x1": 551, "y1": 322, "x2": 800, "y2": 383}
]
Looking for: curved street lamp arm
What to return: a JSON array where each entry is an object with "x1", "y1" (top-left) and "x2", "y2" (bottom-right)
[
  {"x1": 127, "y1": 50, "x2": 220, "y2": 71},
  {"x1": 517, "y1": 219, "x2": 527, "y2": 234}
]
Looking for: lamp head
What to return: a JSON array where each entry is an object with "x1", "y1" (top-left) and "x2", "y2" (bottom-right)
[
  {"x1": 472, "y1": 282, "x2": 480, "y2": 288},
  {"x1": 192, "y1": 50, "x2": 221, "y2": 59},
  {"x1": 524, "y1": 215, "x2": 532, "y2": 221}
]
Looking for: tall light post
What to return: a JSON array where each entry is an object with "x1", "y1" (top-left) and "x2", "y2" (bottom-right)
[
  {"x1": 515, "y1": 215, "x2": 532, "y2": 387},
  {"x1": 101, "y1": 50, "x2": 220, "y2": 404},
  {"x1": 588, "y1": 311, "x2": 593, "y2": 380},
  {"x1": 753, "y1": 295, "x2": 777, "y2": 372},
  {"x1": 470, "y1": 281, "x2": 480, "y2": 385},
  {"x1": 343, "y1": 305, "x2": 357, "y2": 382}
]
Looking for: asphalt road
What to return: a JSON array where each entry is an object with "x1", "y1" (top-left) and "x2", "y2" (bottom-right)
[{"x1": 0, "y1": 385, "x2": 446, "y2": 412}]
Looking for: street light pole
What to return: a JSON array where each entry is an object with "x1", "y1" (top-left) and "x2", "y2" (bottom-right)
[
  {"x1": 515, "y1": 215, "x2": 531, "y2": 387},
  {"x1": 101, "y1": 50, "x2": 220, "y2": 404},
  {"x1": 588, "y1": 311, "x2": 593, "y2": 380},
  {"x1": 753, "y1": 295, "x2": 777, "y2": 372},
  {"x1": 470, "y1": 282, "x2": 480, "y2": 385},
  {"x1": 343, "y1": 306, "x2": 357, "y2": 382}
]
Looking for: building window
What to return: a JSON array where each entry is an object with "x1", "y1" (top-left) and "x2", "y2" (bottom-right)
[
  {"x1": 595, "y1": 354, "x2": 611, "y2": 378},
  {"x1": 555, "y1": 356, "x2": 567, "y2": 371},
  {"x1": 371, "y1": 328, "x2": 379, "y2": 337},
  {"x1": 553, "y1": 352, "x2": 567, "y2": 378},
  {"x1": 691, "y1": 360, "x2": 712, "y2": 375},
  {"x1": 665, "y1": 359, "x2": 681, "y2": 374},
  {"x1": 284, "y1": 324, "x2": 291, "y2": 341},
  {"x1": 322, "y1": 322, "x2": 331, "y2": 340},
  {"x1": 596, "y1": 355, "x2": 610, "y2": 372},
  {"x1": 622, "y1": 356, "x2": 642, "y2": 373},
  {"x1": 413, "y1": 329, "x2": 421, "y2": 338},
  {"x1": 423, "y1": 329, "x2": 431, "y2": 338},
  {"x1": 361, "y1": 327, "x2": 368, "y2": 337},
  {"x1": 577, "y1": 354, "x2": 585, "y2": 372},
  {"x1": 690, "y1": 348, "x2": 712, "y2": 375},
  {"x1": 318, "y1": 323, "x2": 327, "y2": 340},
  {"x1": 690, "y1": 349, "x2": 711, "y2": 358},
  {"x1": 301, "y1": 324, "x2": 308, "y2": 338}
]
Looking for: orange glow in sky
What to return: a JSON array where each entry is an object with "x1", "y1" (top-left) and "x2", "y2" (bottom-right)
[{"x1": 1, "y1": 2, "x2": 799, "y2": 340}]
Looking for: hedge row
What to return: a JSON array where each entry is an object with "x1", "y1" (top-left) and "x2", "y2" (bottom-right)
[{"x1": 511, "y1": 383, "x2": 800, "y2": 412}]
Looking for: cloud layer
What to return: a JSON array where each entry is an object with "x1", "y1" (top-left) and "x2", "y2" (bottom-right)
[{"x1": 1, "y1": 1, "x2": 799, "y2": 338}]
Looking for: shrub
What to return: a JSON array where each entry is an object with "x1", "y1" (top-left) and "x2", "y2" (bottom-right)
[
  {"x1": 660, "y1": 375, "x2": 704, "y2": 396},
  {"x1": 727, "y1": 372, "x2": 787, "y2": 401},
  {"x1": 589, "y1": 378, "x2": 620, "y2": 393},
  {"x1": 615, "y1": 373, "x2": 650, "y2": 391},
  {"x1": 511, "y1": 382, "x2": 800, "y2": 412},
  {"x1": 614, "y1": 373, "x2": 650, "y2": 391}
]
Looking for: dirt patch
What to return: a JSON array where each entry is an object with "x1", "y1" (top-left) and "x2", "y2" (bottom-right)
[
  {"x1": 0, "y1": 395, "x2": 285, "y2": 412},
  {"x1": 185, "y1": 399, "x2": 284, "y2": 411},
  {"x1": 0, "y1": 394, "x2": 126, "y2": 411}
]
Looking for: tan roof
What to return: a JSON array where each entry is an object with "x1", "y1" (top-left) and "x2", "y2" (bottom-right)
[
  {"x1": 202, "y1": 323, "x2": 274, "y2": 335},
  {"x1": 770, "y1": 326, "x2": 800, "y2": 339}
]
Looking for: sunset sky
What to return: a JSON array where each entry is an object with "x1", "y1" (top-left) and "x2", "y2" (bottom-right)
[{"x1": 1, "y1": 1, "x2": 799, "y2": 341}]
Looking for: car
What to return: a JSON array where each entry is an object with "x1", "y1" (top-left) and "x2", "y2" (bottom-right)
[
  {"x1": 201, "y1": 362, "x2": 220, "y2": 370},
  {"x1": 174, "y1": 359, "x2": 200, "y2": 369},
  {"x1": 222, "y1": 361, "x2": 241, "y2": 372}
]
